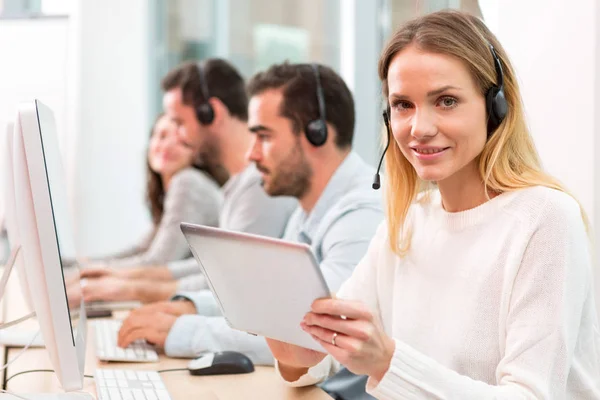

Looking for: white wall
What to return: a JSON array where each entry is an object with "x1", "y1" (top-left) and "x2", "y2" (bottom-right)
[
  {"x1": 481, "y1": 0, "x2": 600, "y2": 314},
  {"x1": 0, "y1": 17, "x2": 69, "y2": 260},
  {"x1": 0, "y1": 18, "x2": 69, "y2": 155},
  {"x1": 69, "y1": 1, "x2": 152, "y2": 256}
]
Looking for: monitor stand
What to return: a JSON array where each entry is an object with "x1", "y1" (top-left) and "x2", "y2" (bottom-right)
[
  {"x1": 0, "y1": 246, "x2": 44, "y2": 348},
  {"x1": 0, "y1": 246, "x2": 20, "y2": 299}
]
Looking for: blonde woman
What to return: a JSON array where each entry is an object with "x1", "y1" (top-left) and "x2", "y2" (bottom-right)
[{"x1": 266, "y1": 10, "x2": 600, "y2": 399}]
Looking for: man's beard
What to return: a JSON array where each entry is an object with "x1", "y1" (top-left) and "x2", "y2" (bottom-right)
[
  {"x1": 194, "y1": 141, "x2": 229, "y2": 187},
  {"x1": 259, "y1": 144, "x2": 312, "y2": 198}
]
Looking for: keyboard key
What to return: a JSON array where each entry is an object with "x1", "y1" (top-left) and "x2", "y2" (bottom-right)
[
  {"x1": 144, "y1": 389, "x2": 158, "y2": 400},
  {"x1": 120, "y1": 389, "x2": 134, "y2": 400},
  {"x1": 147, "y1": 372, "x2": 160, "y2": 381},
  {"x1": 96, "y1": 368, "x2": 171, "y2": 400},
  {"x1": 108, "y1": 388, "x2": 122, "y2": 400},
  {"x1": 156, "y1": 389, "x2": 171, "y2": 400},
  {"x1": 152, "y1": 381, "x2": 165, "y2": 390},
  {"x1": 99, "y1": 388, "x2": 109, "y2": 399},
  {"x1": 137, "y1": 371, "x2": 148, "y2": 381}
]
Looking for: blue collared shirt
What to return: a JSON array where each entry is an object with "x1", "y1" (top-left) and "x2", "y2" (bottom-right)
[{"x1": 283, "y1": 151, "x2": 384, "y2": 292}]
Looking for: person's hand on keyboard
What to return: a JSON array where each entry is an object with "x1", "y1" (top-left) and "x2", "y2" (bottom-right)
[
  {"x1": 81, "y1": 275, "x2": 138, "y2": 302},
  {"x1": 129, "y1": 300, "x2": 197, "y2": 317},
  {"x1": 117, "y1": 308, "x2": 178, "y2": 348}
]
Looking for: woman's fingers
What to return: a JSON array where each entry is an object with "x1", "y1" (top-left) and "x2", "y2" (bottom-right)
[
  {"x1": 310, "y1": 298, "x2": 373, "y2": 321},
  {"x1": 303, "y1": 312, "x2": 374, "y2": 341},
  {"x1": 301, "y1": 321, "x2": 360, "y2": 352}
]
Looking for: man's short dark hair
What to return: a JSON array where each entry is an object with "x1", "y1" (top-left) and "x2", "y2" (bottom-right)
[
  {"x1": 247, "y1": 62, "x2": 355, "y2": 149},
  {"x1": 161, "y1": 58, "x2": 248, "y2": 121}
]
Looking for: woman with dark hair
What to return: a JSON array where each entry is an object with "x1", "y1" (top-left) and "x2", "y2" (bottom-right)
[{"x1": 95, "y1": 113, "x2": 222, "y2": 268}]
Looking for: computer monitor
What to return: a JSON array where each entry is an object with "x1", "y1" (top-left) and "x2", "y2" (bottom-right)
[
  {"x1": 2, "y1": 121, "x2": 35, "y2": 313},
  {"x1": 9, "y1": 100, "x2": 88, "y2": 393}
]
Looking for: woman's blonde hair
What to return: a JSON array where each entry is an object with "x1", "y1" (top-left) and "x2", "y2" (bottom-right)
[{"x1": 379, "y1": 10, "x2": 589, "y2": 255}]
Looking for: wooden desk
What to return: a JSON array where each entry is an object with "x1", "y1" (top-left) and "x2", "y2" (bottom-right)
[{"x1": 0, "y1": 267, "x2": 332, "y2": 399}]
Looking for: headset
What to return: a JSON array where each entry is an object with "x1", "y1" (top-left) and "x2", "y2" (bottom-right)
[
  {"x1": 195, "y1": 62, "x2": 215, "y2": 125},
  {"x1": 305, "y1": 64, "x2": 328, "y2": 147},
  {"x1": 372, "y1": 43, "x2": 508, "y2": 190},
  {"x1": 486, "y1": 44, "x2": 508, "y2": 135}
]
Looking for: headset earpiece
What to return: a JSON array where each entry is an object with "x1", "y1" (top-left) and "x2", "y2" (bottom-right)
[
  {"x1": 305, "y1": 64, "x2": 328, "y2": 146},
  {"x1": 485, "y1": 45, "x2": 508, "y2": 135}
]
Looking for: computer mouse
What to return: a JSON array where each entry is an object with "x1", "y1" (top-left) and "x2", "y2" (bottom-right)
[{"x1": 188, "y1": 351, "x2": 255, "y2": 376}]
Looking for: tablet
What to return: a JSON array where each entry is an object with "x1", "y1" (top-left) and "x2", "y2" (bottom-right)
[{"x1": 181, "y1": 223, "x2": 330, "y2": 352}]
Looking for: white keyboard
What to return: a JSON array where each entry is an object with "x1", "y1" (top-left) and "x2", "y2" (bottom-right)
[
  {"x1": 95, "y1": 369, "x2": 172, "y2": 400},
  {"x1": 93, "y1": 320, "x2": 158, "y2": 362}
]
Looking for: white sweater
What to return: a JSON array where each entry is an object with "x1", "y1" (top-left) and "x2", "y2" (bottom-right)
[{"x1": 286, "y1": 186, "x2": 600, "y2": 399}]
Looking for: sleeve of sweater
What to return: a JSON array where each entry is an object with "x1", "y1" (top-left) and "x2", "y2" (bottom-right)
[
  {"x1": 176, "y1": 273, "x2": 208, "y2": 292},
  {"x1": 163, "y1": 314, "x2": 275, "y2": 365},
  {"x1": 108, "y1": 169, "x2": 223, "y2": 269},
  {"x1": 163, "y1": 290, "x2": 275, "y2": 365}
]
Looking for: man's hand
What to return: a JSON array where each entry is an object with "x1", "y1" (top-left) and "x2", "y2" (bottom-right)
[
  {"x1": 130, "y1": 300, "x2": 197, "y2": 317},
  {"x1": 80, "y1": 266, "x2": 112, "y2": 279},
  {"x1": 118, "y1": 309, "x2": 178, "y2": 348},
  {"x1": 81, "y1": 277, "x2": 177, "y2": 304},
  {"x1": 80, "y1": 265, "x2": 173, "y2": 281},
  {"x1": 81, "y1": 276, "x2": 136, "y2": 302}
]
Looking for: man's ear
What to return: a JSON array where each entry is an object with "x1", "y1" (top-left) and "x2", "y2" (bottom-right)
[{"x1": 207, "y1": 97, "x2": 228, "y2": 127}]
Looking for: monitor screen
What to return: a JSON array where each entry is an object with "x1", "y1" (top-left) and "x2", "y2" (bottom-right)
[{"x1": 36, "y1": 101, "x2": 81, "y2": 345}]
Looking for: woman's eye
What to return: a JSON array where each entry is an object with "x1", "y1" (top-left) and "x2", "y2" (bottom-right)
[
  {"x1": 392, "y1": 100, "x2": 412, "y2": 111},
  {"x1": 438, "y1": 97, "x2": 458, "y2": 109}
]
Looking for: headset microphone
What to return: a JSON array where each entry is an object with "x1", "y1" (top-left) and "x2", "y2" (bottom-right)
[{"x1": 372, "y1": 110, "x2": 392, "y2": 190}]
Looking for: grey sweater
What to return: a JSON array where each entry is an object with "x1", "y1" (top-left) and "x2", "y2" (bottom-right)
[{"x1": 103, "y1": 168, "x2": 222, "y2": 268}]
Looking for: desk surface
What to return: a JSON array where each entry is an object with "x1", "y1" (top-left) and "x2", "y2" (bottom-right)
[{"x1": 1, "y1": 267, "x2": 332, "y2": 400}]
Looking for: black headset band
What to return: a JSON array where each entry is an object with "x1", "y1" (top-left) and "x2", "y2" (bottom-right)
[
  {"x1": 197, "y1": 62, "x2": 211, "y2": 102},
  {"x1": 489, "y1": 44, "x2": 504, "y2": 89},
  {"x1": 312, "y1": 64, "x2": 326, "y2": 123}
]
